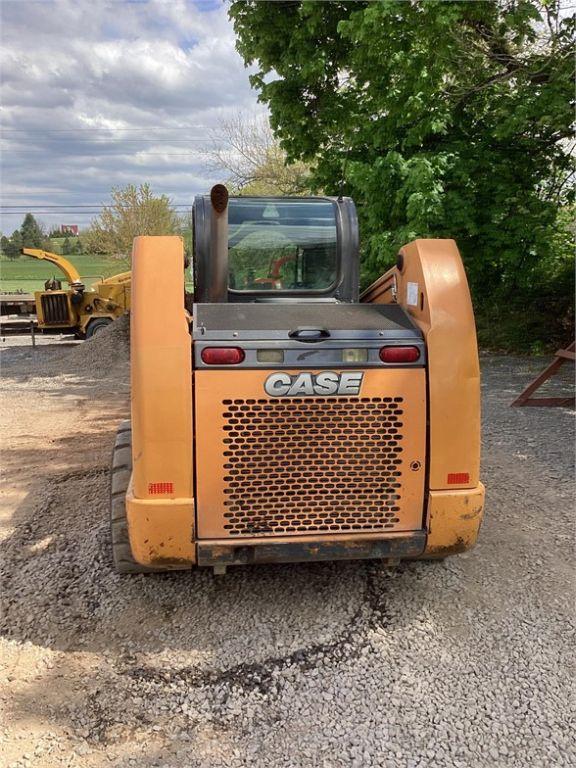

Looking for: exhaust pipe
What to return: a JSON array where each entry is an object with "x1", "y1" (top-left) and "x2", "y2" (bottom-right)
[{"x1": 207, "y1": 183, "x2": 229, "y2": 303}]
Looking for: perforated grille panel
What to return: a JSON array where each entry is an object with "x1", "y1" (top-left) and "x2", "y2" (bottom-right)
[{"x1": 220, "y1": 397, "x2": 408, "y2": 537}]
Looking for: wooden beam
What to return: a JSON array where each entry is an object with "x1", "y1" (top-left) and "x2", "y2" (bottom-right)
[{"x1": 511, "y1": 342, "x2": 575, "y2": 407}]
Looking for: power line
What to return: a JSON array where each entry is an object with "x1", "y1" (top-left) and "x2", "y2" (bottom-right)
[
  {"x1": 1, "y1": 208, "x2": 193, "y2": 212},
  {"x1": 0, "y1": 204, "x2": 190, "y2": 208},
  {"x1": 0, "y1": 138, "x2": 210, "y2": 142},
  {"x1": 0, "y1": 154, "x2": 208, "y2": 160},
  {"x1": 0, "y1": 127, "x2": 209, "y2": 132},
  {"x1": 0, "y1": 211, "x2": 195, "y2": 219},
  {"x1": 0, "y1": 205, "x2": 193, "y2": 210},
  {"x1": 1, "y1": 139, "x2": 211, "y2": 143},
  {"x1": 1, "y1": 140, "x2": 211, "y2": 145}
]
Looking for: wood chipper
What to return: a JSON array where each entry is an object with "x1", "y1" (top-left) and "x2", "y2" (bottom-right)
[
  {"x1": 21, "y1": 248, "x2": 130, "y2": 338},
  {"x1": 111, "y1": 185, "x2": 484, "y2": 573}
]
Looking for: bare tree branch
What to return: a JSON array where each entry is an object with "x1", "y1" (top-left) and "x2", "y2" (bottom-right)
[{"x1": 205, "y1": 112, "x2": 312, "y2": 195}]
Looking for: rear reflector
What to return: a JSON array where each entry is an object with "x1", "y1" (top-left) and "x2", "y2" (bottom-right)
[
  {"x1": 201, "y1": 347, "x2": 245, "y2": 365},
  {"x1": 447, "y1": 473, "x2": 470, "y2": 484},
  {"x1": 379, "y1": 346, "x2": 420, "y2": 363},
  {"x1": 149, "y1": 482, "x2": 174, "y2": 495}
]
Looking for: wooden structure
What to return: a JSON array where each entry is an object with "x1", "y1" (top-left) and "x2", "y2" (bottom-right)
[{"x1": 511, "y1": 342, "x2": 575, "y2": 407}]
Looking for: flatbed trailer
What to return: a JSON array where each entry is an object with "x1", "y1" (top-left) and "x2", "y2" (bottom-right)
[
  {"x1": 0, "y1": 318, "x2": 38, "y2": 337},
  {"x1": 0, "y1": 294, "x2": 36, "y2": 317}
]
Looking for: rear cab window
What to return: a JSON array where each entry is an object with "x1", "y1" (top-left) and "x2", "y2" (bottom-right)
[{"x1": 228, "y1": 199, "x2": 338, "y2": 293}]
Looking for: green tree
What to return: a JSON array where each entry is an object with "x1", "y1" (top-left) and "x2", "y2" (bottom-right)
[
  {"x1": 0, "y1": 235, "x2": 10, "y2": 257},
  {"x1": 20, "y1": 213, "x2": 44, "y2": 248},
  {"x1": 70, "y1": 237, "x2": 81, "y2": 255},
  {"x1": 62, "y1": 236, "x2": 72, "y2": 256},
  {"x1": 231, "y1": 0, "x2": 574, "y2": 348},
  {"x1": 84, "y1": 183, "x2": 180, "y2": 257},
  {"x1": 5, "y1": 230, "x2": 23, "y2": 260}
]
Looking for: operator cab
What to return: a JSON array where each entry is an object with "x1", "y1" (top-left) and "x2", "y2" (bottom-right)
[{"x1": 193, "y1": 195, "x2": 359, "y2": 303}]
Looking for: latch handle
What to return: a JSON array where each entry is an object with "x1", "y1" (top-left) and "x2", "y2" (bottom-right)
[{"x1": 288, "y1": 327, "x2": 331, "y2": 343}]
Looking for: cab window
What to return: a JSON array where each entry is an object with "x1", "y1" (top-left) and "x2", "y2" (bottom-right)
[{"x1": 228, "y1": 199, "x2": 338, "y2": 292}]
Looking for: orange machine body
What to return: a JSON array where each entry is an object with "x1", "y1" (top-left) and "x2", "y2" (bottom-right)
[
  {"x1": 125, "y1": 235, "x2": 483, "y2": 570},
  {"x1": 362, "y1": 239, "x2": 484, "y2": 556}
]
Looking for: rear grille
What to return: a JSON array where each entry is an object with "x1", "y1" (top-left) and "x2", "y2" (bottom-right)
[
  {"x1": 41, "y1": 293, "x2": 70, "y2": 324},
  {"x1": 222, "y1": 397, "x2": 406, "y2": 536}
]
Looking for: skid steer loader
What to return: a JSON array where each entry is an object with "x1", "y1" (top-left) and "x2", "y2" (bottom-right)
[{"x1": 110, "y1": 185, "x2": 484, "y2": 573}]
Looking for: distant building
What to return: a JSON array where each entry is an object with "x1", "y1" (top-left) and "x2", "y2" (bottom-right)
[{"x1": 61, "y1": 224, "x2": 79, "y2": 236}]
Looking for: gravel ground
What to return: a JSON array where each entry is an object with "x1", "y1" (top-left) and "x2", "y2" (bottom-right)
[{"x1": 0, "y1": 325, "x2": 574, "y2": 768}]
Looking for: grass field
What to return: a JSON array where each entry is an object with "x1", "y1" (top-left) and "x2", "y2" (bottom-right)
[{"x1": 0, "y1": 254, "x2": 130, "y2": 292}]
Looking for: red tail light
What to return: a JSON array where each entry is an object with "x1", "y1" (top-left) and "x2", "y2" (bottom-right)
[
  {"x1": 379, "y1": 346, "x2": 420, "y2": 363},
  {"x1": 201, "y1": 347, "x2": 245, "y2": 365}
]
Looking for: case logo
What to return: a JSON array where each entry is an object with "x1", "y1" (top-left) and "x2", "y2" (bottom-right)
[{"x1": 264, "y1": 371, "x2": 364, "y2": 397}]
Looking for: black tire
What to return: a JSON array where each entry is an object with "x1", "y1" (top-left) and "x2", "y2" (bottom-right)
[
  {"x1": 110, "y1": 421, "x2": 162, "y2": 573},
  {"x1": 86, "y1": 317, "x2": 113, "y2": 339}
]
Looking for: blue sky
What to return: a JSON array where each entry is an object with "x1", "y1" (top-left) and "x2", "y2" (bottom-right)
[{"x1": 0, "y1": 0, "x2": 264, "y2": 233}]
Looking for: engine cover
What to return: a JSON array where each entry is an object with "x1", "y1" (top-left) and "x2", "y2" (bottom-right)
[{"x1": 194, "y1": 368, "x2": 426, "y2": 540}]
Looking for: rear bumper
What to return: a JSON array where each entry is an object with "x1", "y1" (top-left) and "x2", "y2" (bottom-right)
[
  {"x1": 125, "y1": 477, "x2": 485, "y2": 569},
  {"x1": 423, "y1": 483, "x2": 485, "y2": 557},
  {"x1": 197, "y1": 530, "x2": 426, "y2": 567},
  {"x1": 126, "y1": 481, "x2": 196, "y2": 568}
]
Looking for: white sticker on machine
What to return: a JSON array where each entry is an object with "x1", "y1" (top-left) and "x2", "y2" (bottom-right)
[{"x1": 406, "y1": 281, "x2": 419, "y2": 307}]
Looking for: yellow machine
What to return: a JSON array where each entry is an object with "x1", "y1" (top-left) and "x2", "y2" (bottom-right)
[
  {"x1": 111, "y1": 185, "x2": 484, "y2": 573},
  {"x1": 22, "y1": 248, "x2": 130, "y2": 338}
]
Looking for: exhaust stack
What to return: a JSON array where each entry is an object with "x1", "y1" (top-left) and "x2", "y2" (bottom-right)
[{"x1": 207, "y1": 183, "x2": 229, "y2": 303}]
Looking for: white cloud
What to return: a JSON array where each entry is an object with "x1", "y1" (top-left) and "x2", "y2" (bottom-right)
[{"x1": 0, "y1": 0, "x2": 266, "y2": 231}]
